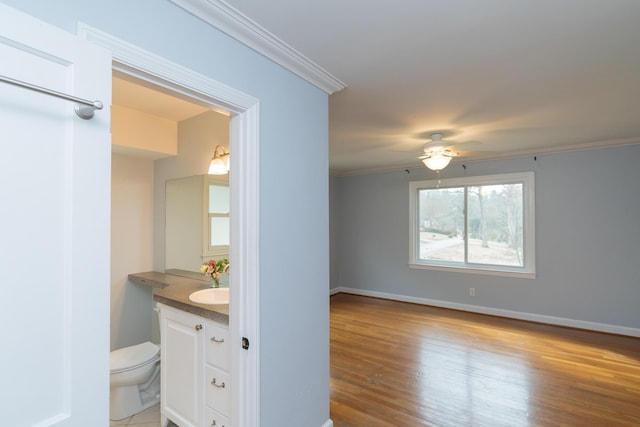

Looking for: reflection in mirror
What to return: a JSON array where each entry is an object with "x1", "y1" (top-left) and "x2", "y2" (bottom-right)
[
  {"x1": 209, "y1": 183, "x2": 230, "y2": 249},
  {"x1": 165, "y1": 174, "x2": 229, "y2": 275}
]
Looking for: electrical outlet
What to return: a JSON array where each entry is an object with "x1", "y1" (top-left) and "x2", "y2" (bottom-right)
[{"x1": 469, "y1": 288, "x2": 476, "y2": 296}]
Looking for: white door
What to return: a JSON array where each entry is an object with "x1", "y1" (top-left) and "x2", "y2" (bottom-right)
[{"x1": 0, "y1": 4, "x2": 112, "y2": 426}]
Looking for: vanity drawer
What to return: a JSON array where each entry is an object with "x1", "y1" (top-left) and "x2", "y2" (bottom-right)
[
  {"x1": 205, "y1": 321, "x2": 230, "y2": 370},
  {"x1": 206, "y1": 406, "x2": 230, "y2": 427},
  {"x1": 206, "y1": 365, "x2": 230, "y2": 415}
]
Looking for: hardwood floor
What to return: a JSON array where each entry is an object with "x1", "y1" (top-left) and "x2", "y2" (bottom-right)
[{"x1": 329, "y1": 293, "x2": 640, "y2": 427}]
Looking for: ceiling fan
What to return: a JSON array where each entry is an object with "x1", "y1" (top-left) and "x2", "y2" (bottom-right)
[{"x1": 418, "y1": 133, "x2": 458, "y2": 171}]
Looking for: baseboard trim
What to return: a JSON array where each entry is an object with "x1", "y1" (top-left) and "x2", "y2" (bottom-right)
[
  {"x1": 331, "y1": 287, "x2": 640, "y2": 338},
  {"x1": 321, "y1": 419, "x2": 334, "y2": 427}
]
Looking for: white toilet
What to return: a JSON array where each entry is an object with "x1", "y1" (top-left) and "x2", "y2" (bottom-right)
[{"x1": 109, "y1": 341, "x2": 161, "y2": 420}]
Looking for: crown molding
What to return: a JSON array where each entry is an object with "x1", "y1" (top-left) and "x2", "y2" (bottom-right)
[
  {"x1": 331, "y1": 136, "x2": 640, "y2": 177},
  {"x1": 170, "y1": 0, "x2": 347, "y2": 95}
]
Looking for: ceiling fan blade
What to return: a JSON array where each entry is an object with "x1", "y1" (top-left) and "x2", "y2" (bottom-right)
[{"x1": 450, "y1": 140, "x2": 482, "y2": 149}]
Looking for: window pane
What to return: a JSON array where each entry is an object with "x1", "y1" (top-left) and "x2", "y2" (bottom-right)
[
  {"x1": 209, "y1": 185, "x2": 229, "y2": 214},
  {"x1": 210, "y1": 217, "x2": 230, "y2": 246},
  {"x1": 467, "y1": 184, "x2": 523, "y2": 267},
  {"x1": 418, "y1": 187, "x2": 464, "y2": 262}
]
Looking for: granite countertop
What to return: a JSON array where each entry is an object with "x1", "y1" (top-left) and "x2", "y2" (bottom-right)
[{"x1": 129, "y1": 270, "x2": 229, "y2": 325}]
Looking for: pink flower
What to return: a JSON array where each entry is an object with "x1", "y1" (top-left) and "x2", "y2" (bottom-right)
[{"x1": 202, "y1": 259, "x2": 230, "y2": 279}]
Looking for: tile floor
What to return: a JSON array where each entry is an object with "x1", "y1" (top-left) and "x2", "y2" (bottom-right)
[{"x1": 109, "y1": 404, "x2": 178, "y2": 427}]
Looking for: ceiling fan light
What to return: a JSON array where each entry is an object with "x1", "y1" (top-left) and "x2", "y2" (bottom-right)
[{"x1": 422, "y1": 152, "x2": 452, "y2": 171}]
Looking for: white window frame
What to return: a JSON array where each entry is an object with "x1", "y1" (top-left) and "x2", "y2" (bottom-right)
[
  {"x1": 203, "y1": 176, "x2": 230, "y2": 259},
  {"x1": 409, "y1": 172, "x2": 536, "y2": 278}
]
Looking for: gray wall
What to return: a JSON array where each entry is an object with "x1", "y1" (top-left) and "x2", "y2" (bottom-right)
[
  {"x1": 154, "y1": 111, "x2": 230, "y2": 273},
  {"x1": 4, "y1": 2, "x2": 330, "y2": 425},
  {"x1": 330, "y1": 174, "x2": 341, "y2": 288},
  {"x1": 332, "y1": 144, "x2": 640, "y2": 330}
]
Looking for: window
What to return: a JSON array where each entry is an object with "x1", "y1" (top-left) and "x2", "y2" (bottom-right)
[
  {"x1": 206, "y1": 180, "x2": 230, "y2": 257},
  {"x1": 209, "y1": 183, "x2": 230, "y2": 246},
  {"x1": 409, "y1": 172, "x2": 535, "y2": 278}
]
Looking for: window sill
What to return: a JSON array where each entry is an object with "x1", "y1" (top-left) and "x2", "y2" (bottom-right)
[{"x1": 409, "y1": 262, "x2": 536, "y2": 279}]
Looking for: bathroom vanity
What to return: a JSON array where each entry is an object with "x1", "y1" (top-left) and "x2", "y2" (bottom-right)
[
  {"x1": 129, "y1": 271, "x2": 230, "y2": 427},
  {"x1": 157, "y1": 303, "x2": 230, "y2": 427}
]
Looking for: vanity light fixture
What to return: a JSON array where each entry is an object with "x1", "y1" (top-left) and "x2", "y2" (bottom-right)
[{"x1": 208, "y1": 145, "x2": 230, "y2": 175}]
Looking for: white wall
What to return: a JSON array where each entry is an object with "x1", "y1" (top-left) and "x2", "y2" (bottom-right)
[
  {"x1": 112, "y1": 104, "x2": 178, "y2": 157},
  {"x1": 111, "y1": 105, "x2": 227, "y2": 355},
  {"x1": 332, "y1": 145, "x2": 640, "y2": 333},
  {"x1": 110, "y1": 153, "x2": 155, "y2": 351},
  {"x1": 154, "y1": 110, "x2": 230, "y2": 272},
  {"x1": 2, "y1": 2, "x2": 332, "y2": 425}
]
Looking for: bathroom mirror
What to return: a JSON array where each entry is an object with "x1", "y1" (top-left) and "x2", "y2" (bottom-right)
[{"x1": 165, "y1": 174, "x2": 229, "y2": 273}]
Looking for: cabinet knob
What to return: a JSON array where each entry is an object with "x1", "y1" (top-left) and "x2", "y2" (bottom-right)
[
  {"x1": 211, "y1": 377, "x2": 226, "y2": 388},
  {"x1": 195, "y1": 324, "x2": 203, "y2": 331}
]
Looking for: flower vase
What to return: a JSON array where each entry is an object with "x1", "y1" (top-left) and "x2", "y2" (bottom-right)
[{"x1": 210, "y1": 277, "x2": 220, "y2": 288}]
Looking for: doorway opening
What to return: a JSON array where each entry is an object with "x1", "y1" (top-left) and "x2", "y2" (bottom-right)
[{"x1": 82, "y1": 23, "x2": 261, "y2": 427}]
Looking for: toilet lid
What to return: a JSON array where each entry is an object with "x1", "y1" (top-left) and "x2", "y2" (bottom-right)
[{"x1": 110, "y1": 341, "x2": 160, "y2": 373}]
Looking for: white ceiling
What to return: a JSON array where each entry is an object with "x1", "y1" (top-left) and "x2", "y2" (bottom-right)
[
  {"x1": 220, "y1": 0, "x2": 640, "y2": 174},
  {"x1": 116, "y1": 1, "x2": 640, "y2": 174},
  {"x1": 112, "y1": 74, "x2": 209, "y2": 121}
]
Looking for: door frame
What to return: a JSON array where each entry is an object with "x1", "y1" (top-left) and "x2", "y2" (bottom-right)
[{"x1": 77, "y1": 24, "x2": 260, "y2": 426}]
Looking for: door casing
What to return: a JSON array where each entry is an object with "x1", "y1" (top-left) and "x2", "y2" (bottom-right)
[{"x1": 77, "y1": 23, "x2": 261, "y2": 427}]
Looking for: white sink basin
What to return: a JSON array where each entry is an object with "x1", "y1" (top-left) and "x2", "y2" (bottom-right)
[{"x1": 189, "y1": 288, "x2": 229, "y2": 305}]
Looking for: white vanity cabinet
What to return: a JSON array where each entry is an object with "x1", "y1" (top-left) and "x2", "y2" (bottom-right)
[{"x1": 157, "y1": 303, "x2": 231, "y2": 427}]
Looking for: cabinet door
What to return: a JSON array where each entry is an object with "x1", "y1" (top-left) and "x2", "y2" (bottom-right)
[{"x1": 159, "y1": 305, "x2": 204, "y2": 427}]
